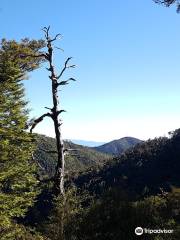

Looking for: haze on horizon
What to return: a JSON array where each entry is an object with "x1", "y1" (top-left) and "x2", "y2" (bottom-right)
[{"x1": 33, "y1": 114, "x2": 180, "y2": 142}]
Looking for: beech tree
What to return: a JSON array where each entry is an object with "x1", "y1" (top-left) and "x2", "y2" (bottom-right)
[
  {"x1": 30, "y1": 27, "x2": 76, "y2": 196},
  {"x1": 0, "y1": 39, "x2": 45, "y2": 238}
]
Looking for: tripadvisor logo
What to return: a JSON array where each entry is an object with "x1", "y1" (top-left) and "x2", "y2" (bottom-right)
[
  {"x1": 135, "y1": 227, "x2": 143, "y2": 235},
  {"x1": 135, "y1": 227, "x2": 174, "y2": 235}
]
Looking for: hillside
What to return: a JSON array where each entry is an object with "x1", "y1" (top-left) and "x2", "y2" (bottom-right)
[
  {"x1": 74, "y1": 129, "x2": 180, "y2": 198},
  {"x1": 93, "y1": 137, "x2": 142, "y2": 155},
  {"x1": 34, "y1": 134, "x2": 111, "y2": 178},
  {"x1": 29, "y1": 130, "x2": 180, "y2": 239}
]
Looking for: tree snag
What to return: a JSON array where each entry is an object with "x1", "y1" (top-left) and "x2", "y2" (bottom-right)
[{"x1": 30, "y1": 26, "x2": 76, "y2": 196}]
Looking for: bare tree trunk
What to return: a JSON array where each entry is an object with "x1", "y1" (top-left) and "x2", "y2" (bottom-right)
[
  {"x1": 52, "y1": 85, "x2": 65, "y2": 196},
  {"x1": 30, "y1": 27, "x2": 76, "y2": 196},
  {"x1": 46, "y1": 38, "x2": 65, "y2": 196},
  {"x1": 29, "y1": 27, "x2": 76, "y2": 240}
]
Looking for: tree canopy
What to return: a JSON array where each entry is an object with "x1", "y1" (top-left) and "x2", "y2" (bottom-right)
[{"x1": 0, "y1": 38, "x2": 45, "y2": 239}]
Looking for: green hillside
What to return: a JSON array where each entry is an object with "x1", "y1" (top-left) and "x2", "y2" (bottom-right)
[
  {"x1": 28, "y1": 130, "x2": 180, "y2": 240},
  {"x1": 93, "y1": 137, "x2": 142, "y2": 155},
  {"x1": 74, "y1": 129, "x2": 180, "y2": 198},
  {"x1": 34, "y1": 134, "x2": 111, "y2": 178}
]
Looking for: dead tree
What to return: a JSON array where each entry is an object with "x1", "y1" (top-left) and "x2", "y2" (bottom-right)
[{"x1": 30, "y1": 26, "x2": 76, "y2": 196}]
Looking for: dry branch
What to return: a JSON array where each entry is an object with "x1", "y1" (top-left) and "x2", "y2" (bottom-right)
[
  {"x1": 57, "y1": 57, "x2": 72, "y2": 79},
  {"x1": 30, "y1": 113, "x2": 52, "y2": 133}
]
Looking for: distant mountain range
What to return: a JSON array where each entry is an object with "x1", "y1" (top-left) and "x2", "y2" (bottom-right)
[
  {"x1": 93, "y1": 137, "x2": 142, "y2": 155},
  {"x1": 34, "y1": 135, "x2": 110, "y2": 178},
  {"x1": 35, "y1": 135, "x2": 141, "y2": 178},
  {"x1": 74, "y1": 129, "x2": 180, "y2": 198},
  {"x1": 68, "y1": 139, "x2": 106, "y2": 147}
]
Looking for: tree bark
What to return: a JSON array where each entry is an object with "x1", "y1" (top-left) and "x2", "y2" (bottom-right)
[
  {"x1": 30, "y1": 27, "x2": 76, "y2": 195},
  {"x1": 46, "y1": 36, "x2": 65, "y2": 196},
  {"x1": 28, "y1": 27, "x2": 76, "y2": 240}
]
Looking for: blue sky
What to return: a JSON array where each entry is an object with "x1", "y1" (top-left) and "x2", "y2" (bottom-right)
[{"x1": 1, "y1": 0, "x2": 180, "y2": 141}]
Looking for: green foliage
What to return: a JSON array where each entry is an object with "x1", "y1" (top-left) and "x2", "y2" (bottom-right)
[
  {"x1": 35, "y1": 186, "x2": 180, "y2": 240},
  {"x1": 74, "y1": 130, "x2": 180, "y2": 198},
  {"x1": 34, "y1": 134, "x2": 110, "y2": 178},
  {"x1": 0, "y1": 223, "x2": 45, "y2": 240},
  {"x1": 30, "y1": 186, "x2": 180, "y2": 240},
  {"x1": 0, "y1": 38, "x2": 45, "y2": 238},
  {"x1": 27, "y1": 130, "x2": 180, "y2": 240},
  {"x1": 40, "y1": 186, "x2": 90, "y2": 240},
  {"x1": 93, "y1": 136, "x2": 141, "y2": 155},
  {"x1": 75, "y1": 188, "x2": 180, "y2": 240}
]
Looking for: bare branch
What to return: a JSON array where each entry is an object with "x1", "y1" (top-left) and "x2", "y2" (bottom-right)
[
  {"x1": 58, "y1": 81, "x2": 69, "y2": 86},
  {"x1": 42, "y1": 26, "x2": 50, "y2": 32},
  {"x1": 55, "y1": 46, "x2": 64, "y2": 52},
  {"x1": 42, "y1": 26, "x2": 62, "y2": 43},
  {"x1": 30, "y1": 113, "x2": 52, "y2": 133},
  {"x1": 64, "y1": 148, "x2": 79, "y2": 152},
  {"x1": 44, "y1": 106, "x2": 53, "y2": 111},
  {"x1": 68, "y1": 64, "x2": 76, "y2": 68},
  {"x1": 68, "y1": 77, "x2": 76, "y2": 81},
  {"x1": 58, "y1": 77, "x2": 76, "y2": 86},
  {"x1": 19, "y1": 53, "x2": 48, "y2": 60},
  {"x1": 42, "y1": 26, "x2": 50, "y2": 40},
  {"x1": 57, "y1": 57, "x2": 72, "y2": 79},
  {"x1": 46, "y1": 67, "x2": 52, "y2": 72},
  {"x1": 63, "y1": 148, "x2": 79, "y2": 156},
  {"x1": 57, "y1": 110, "x2": 66, "y2": 116},
  {"x1": 50, "y1": 34, "x2": 62, "y2": 42}
]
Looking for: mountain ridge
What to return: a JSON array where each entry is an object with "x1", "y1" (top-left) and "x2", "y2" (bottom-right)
[
  {"x1": 34, "y1": 134, "x2": 111, "y2": 178},
  {"x1": 68, "y1": 139, "x2": 106, "y2": 147},
  {"x1": 74, "y1": 129, "x2": 180, "y2": 198},
  {"x1": 34, "y1": 135, "x2": 143, "y2": 179},
  {"x1": 93, "y1": 136, "x2": 142, "y2": 155}
]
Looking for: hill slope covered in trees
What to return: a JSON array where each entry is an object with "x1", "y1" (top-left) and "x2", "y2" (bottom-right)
[
  {"x1": 28, "y1": 129, "x2": 180, "y2": 240},
  {"x1": 74, "y1": 129, "x2": 180, "y2": 198},
  {"x1": 34, "y1": 134, "x2": 111, "y2": 178},
  {"x1": 34, "y1": 135, "x2": 142, "y2": 178},
  {"x1": 93, "y1": 137, "x2": 142, "y2": 155}
]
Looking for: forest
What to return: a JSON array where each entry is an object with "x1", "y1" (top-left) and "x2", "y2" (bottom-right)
[{"x1": 1, "y1": 1, "x2": 180, "y2": 240}]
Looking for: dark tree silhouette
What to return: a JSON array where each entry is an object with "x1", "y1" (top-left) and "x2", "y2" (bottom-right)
[{"x1": 30, "y1": 27, "x2": 76, "y2": 196}]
